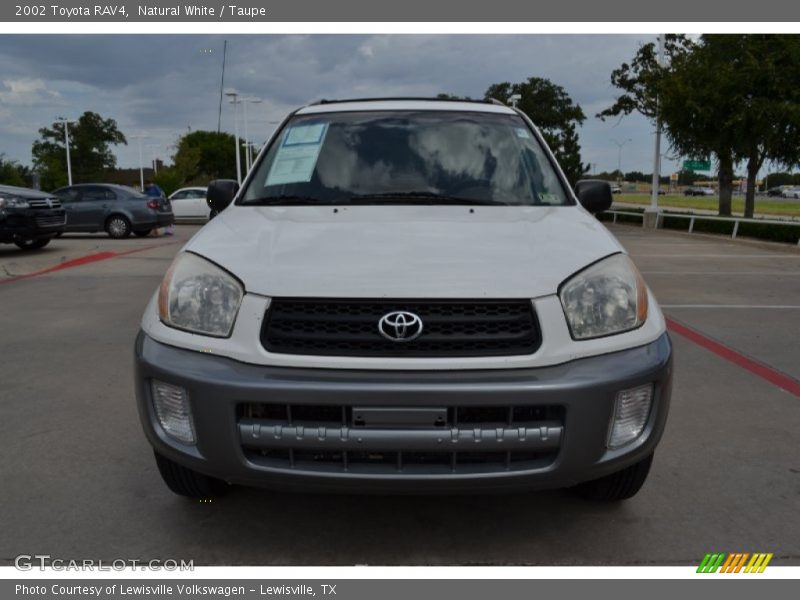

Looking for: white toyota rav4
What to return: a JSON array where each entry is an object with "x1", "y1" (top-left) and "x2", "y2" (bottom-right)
[{"x1": 135, "y1": 98, "x2": 672, "y2": 501}]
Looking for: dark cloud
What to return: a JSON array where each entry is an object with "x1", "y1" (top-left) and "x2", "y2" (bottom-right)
[{"x1": 0, "y1": 34, "x2": 666, "y2": 174}]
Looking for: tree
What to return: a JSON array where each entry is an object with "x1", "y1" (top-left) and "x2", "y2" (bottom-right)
[
  {"x1": 485, "y1": 78, "x2": 589, "y2": 185},
  {"x1": 0, "y1": 154, "x2": 31, "y2": 187},
  {"x1": 701, "y1": 35, "x2": 800, "y2": 218},
  {"x1": 170, "y1": 130, "x2": 238, "y2": 184},
  {"x1": 435, "y1": 93, "x2": 474, "y2": 101},
  {"x1": 658, "y1": 36, "x2": 800, "y2": 217},
  {"x1": 32, "y1": 112, "x2": 126, "y2": 190},
  {"x1": 600, "y1": 34, "x2": 800, "y2": 218}
]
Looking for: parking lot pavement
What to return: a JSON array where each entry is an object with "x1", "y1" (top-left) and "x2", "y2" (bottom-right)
[{"x1": 1, "y1": 223, "x2": 799, "y2": 566}]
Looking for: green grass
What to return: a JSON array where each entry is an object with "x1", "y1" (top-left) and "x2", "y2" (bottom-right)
[{"x1": 614, "y1": 193, "x2": 800, "y2": 218}]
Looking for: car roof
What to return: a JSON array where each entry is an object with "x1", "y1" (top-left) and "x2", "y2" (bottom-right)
[
  {"x1": 57, "y1": 183, "x2": 139, "y2": 192},
  {"x1": 296, "y1": 98, "x2": 517, "y2": 116}
]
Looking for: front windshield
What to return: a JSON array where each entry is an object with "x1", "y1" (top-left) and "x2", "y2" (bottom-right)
[{"x1": 240, "y1": 110, "x2": 571, "y2": 206}]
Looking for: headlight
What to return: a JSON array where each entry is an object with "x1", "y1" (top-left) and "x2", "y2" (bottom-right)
[
  {"x1": 0, "y1": 194, "x2": 30, "y2": 209},
  {"x1": 559, "y1": 254, "x2": 648, "y2": 340},
  {"x1": 158, "y1": 252, "x2": 244, "y2": 337}
]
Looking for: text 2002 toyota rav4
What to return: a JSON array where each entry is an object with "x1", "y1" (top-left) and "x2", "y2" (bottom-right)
[{"x1": 135, "y1": 98, "x2": 672, "y2": 501}]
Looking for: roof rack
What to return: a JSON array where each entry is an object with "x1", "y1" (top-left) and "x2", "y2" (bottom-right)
[{"x1": 308, "y1": 97, "x2": 508, "y2": 107}]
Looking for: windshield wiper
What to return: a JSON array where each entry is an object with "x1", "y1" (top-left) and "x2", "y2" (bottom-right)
[
  {"x1": 243, "y1": 192, "x2": 511, "y2": 207},
  {"x1": 348, "y1": 191, "x2": 508, "y2": 206},
  {"x1": 242, "y1": 195, "x2": 328, "y2": 206}
]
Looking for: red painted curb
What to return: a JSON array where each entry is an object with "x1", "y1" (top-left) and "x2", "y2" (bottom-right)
[{"x1": 666, "y1": 317, "x2": 800, "y2": 398}]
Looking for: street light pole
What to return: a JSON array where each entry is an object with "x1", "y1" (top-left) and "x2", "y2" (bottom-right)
[
  {"x1": 645, "y1": 34, "x2": 665, "y2": 228},
  {"x1": 130, "y1": 135, "x2": 147, "y2": 191},
  {"x1": 225, "y1": 90, "x2": 242, "y2": 185},
  {"x1": 241, "y1": 97, "x2": 262, "y2": 172},
  {"x1": 57, "y1": 118, "x2": 75, "y2": 186},
  {"x1": 242, "y1": 99, "x2": 250, "y2": 173},
  {"x1": 612, "y1": 138, "x2": 632, "y2": 184},
  {"x1": 147, "y1": 144, "x2": 160, "y2": 174}
]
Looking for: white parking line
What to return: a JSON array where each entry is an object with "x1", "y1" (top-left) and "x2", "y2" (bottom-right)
[
  {"x1": 634, "y1": 254, "x2": 800, "y2": 258},
  {"x1": 662, "y1": 304, "x2": 800, "y2": 309},
  {"x1": 642, "y1": 271, "x2": 800, "y2": 275}
]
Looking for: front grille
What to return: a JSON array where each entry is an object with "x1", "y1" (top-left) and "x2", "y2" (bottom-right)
[
  {"x1": 238, "y1": 402, "x2": 563, "y2": 475},
  {"x1": 28, "y1": 198, "x2": 62, "y2": 209},
  {"x1": 34, "y1": 213, "x2": 66, "y2": 228},
  {"x1": 262, "y1": 299, "x2": 542, "y2": 357}
]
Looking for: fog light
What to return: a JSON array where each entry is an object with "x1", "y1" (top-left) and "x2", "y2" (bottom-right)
[
  {"x1": 607, "y1": 383, "x2": 653, "y2": 449},
  {"x1": 151, "y1": 380, "x2": 196, "y2": 445}
]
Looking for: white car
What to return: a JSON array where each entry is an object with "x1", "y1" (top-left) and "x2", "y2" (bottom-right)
[
  {"x1": 135, "y1": 98, "x2": 672, "y2": 502},
  {"x1": 168, "y1": 186, "x2": 210, "y2": 220},
  {"x1": 781, "y1": 187, "x2": 800, "y2": 199}
]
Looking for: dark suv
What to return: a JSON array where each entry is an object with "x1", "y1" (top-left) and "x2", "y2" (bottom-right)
[
  {"x1": 0, "y1": 184, "x2": 66, "y2": 250},
  {"x1": 52, "y1": 184, "x2": 174, "y2": 238}
]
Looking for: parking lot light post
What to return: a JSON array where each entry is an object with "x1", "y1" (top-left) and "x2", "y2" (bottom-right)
[
  {"x1": 644, "y1": 34, "x2": 665, "y2": 230},
  {"x1": 57, "y1": 118, "x2": 75, "y2": 186},
  {"x1": 242, "y1": 97, "x2": 262, "y2": 173},
  {"x1": 130, "y1": 135, "x2": 147, "y2": 191},
  {"x1": 612, "y1": 138, "x2": 632, "y2": 184},
  {"x1": 225, "y1": 90, "x2": 242, "y2": 185},
  {"x1": 147, "y1": 144, "x2": 160, "y2": 175}
]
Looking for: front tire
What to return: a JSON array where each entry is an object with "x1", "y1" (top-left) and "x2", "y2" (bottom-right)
[
  {"x1": 153, "y1": 451, "x2": 228, "y2": 499},
  {"x1": 573, "y1": 453, "x2": 654, "y2": 502},
  {"x1": 13, "y1": 237, "x2": 51, "y2": 250},
  {"x1": 105, "y1": 215, "x2": 131, "y2": 239}
]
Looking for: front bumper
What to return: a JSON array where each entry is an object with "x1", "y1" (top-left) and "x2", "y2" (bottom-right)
[
  {"x1": 0, "y1": 208, "x2": 66, "y2": 242},
  {"x1": 135, "y1": 332, "x2": 672, "y2": 493}
]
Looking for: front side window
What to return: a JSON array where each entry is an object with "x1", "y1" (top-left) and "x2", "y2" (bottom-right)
[
  {"x1": 241, "y1": 110, "x2": 571, "y2": 207},
  {"x1": 53, "y1": 188, "x2": 80, "y2": 202}
]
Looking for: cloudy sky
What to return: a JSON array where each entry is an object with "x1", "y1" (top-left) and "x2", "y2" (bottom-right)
[{"x1": 0, "y1": 34, "x2": 680, "y2": 175}]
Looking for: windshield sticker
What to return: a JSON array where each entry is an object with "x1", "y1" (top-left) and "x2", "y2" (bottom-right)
[
  {"x1": 265, "y1": 123, "x2": 329, "y2": 186},
  {"x1": 538, "y1": 193, "x2": 561, "y2": 204},
  {"x1": 515, "y1": 127, "x2": 530, "y2": 139}
]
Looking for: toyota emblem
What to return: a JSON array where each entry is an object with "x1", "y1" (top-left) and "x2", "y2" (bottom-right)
[{"x1": 378, "y1": 311, "x2": 424, "y2": 342}]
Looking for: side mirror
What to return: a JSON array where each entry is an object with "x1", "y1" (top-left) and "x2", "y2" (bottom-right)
[
  {"x1": 207, "y1": 179, "x2": 239, "y2": 214},
  {"x1": 574, "y1": 180, "x2": 613, "y2": 214}
]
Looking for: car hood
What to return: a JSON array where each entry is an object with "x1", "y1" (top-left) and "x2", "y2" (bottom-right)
[
  {"x1": 0, "y1": 184, "x2": 55, "y2": 200},
  {"x1": 185, "y1": 205, "x2": 623, "y2": 298}
]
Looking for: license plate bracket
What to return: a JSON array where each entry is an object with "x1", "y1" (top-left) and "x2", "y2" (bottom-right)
[{"x1": 352, "y1": 407, "x2": 447, "y2": 429}]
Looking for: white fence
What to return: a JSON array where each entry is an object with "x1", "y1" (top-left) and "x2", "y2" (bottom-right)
[{"x1": 605, "y1": 210, "x2": 800, "y2": 246}]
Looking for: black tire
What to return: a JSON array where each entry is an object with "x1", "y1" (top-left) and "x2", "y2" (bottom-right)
[
  {"x1": 133, "y1": 229, "x2": 152, "y2": 237},
  {"x1": 153, "y1": 451, "x2": 228, "y2": 499},
  {"x1": 13, "y1": 237, "x2": 51, "y2": 250},
  {"x1": 574, "y1": 453, "x2": 654, "y2": 502},
  {"x1": 105, "y1": 215, "x2": 131, "y2": 239}
]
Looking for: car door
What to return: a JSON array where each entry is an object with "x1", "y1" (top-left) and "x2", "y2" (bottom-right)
[
  {"x1": 53, "y1": 187, "x2": 84, "y2": 230},
  {"x1": 187, "y1": 189, "x2": 209, "y2": 218},
  {"x1": 170, "y1": 190, "x2": 191, "y2": 219},
  {"x1": 79, "y1": 186, "x2": 116, "y2": 230}
]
